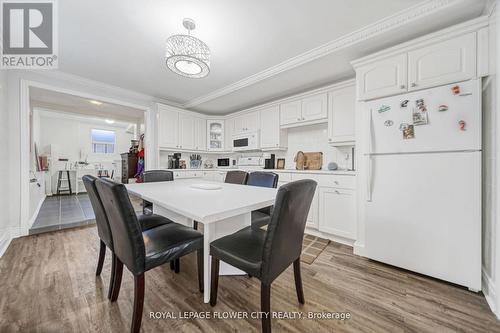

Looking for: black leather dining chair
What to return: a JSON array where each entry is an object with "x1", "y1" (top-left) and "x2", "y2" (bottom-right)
[
  {"x1": 95, "y1": 178, "x2": 204, "y2": 333},
  {"x1": 246, "y1": 171, "x2": 279, "y2": 230},
  {"x1": 141, "y1": 170, "x2": 174, "y2": 215},
  {"x1": 209, "y1": 179, "x2": 317, "y2": 333},
  {"x1": 224, "y1": 170, "x2": 248, "y2": 185},
  {"x1": 82, "y1": 175, "x2": 172, "y2": 299}
]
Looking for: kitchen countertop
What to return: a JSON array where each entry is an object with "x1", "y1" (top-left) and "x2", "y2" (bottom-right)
[{"x1": 165, "y1": 168, "x2": 356, "y2": 176}]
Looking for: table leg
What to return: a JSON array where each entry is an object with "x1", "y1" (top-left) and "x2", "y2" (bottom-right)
[{"x1": 203, "y1": 223, "x2": 213, "y2": 303}]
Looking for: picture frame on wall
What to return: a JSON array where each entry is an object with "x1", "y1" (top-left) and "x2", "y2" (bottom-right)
[{"x1": 277, "y1": 158, "x2": 285, "y2": 169}]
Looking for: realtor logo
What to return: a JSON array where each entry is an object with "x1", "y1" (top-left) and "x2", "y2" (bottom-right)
[{"x1": 1, "y1": 0, "x2": 58, "y2": 68}]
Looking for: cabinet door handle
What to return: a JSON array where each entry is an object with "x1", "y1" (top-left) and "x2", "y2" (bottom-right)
[
  {"x1": 334, "y1": 180, "x2": 339, "y2": 185},
  {"x1": 411, "y1": 83, "x2": 417, "y2": 88},
  {"x1": 328, "y1": 138, "x2": 332, "y2": 142},
  {"x1": 334, "y1": 190, "x2": 340, "y2": 194},
  {"x1": 297, "y1": 118, "x2": 301, "y2": 121},
  {"x1": 400, "y1": 85, "x2": 406, "y2": 89}
]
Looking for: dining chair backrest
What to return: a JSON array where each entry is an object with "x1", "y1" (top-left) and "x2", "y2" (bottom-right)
[
  {"x1": 224, "y1": 170, "x2": 248, "y2": 185},
  {"x1": 142, "y1": 170, "x2": 174, "y2": 183},
  {"x1": 246, "y1": 171, "x2": 279, "y2": 188},
  {"x1": 82, "y1": 175, "x2": 113, "y2": 250},
  {"x1": 261, "y1": 179, "x2": 317, "y2": 284},
  {"x1": 95, "y1": 178, "x2": 146, "y2": 275}
]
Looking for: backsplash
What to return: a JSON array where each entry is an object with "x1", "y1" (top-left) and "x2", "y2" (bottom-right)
[
  {"x1": 159, "y1": 123, "x2": 354, "y2": 170},
  {"x1": 275, "y1": 123, "x2": 354, "y2": 170}
]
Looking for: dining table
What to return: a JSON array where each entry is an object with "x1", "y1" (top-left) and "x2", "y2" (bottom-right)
[{"x1": 125, "y1": 178, "x2": 278, "y2": 303}]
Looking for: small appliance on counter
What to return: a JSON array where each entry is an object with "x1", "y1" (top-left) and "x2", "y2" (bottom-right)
[
  {"x1": 190, "y1": 154, "x2": 202, "y2": 169},
  {"x1": 217, "y1": 157, "x2": 237, "y2": 168},
  {"x1": 263, "y1": 153, "x2": 275, "y2": 169},
  {"x1": 238, "y1": 156, "x2": 264, "y2": 170},
  {"x1": 171, "y1": 153, "x2": 181, "y2": 169}
]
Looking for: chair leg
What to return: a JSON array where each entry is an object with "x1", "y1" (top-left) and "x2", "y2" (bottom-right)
[
  {"x1": 261, "y1": 283, "x2": 272, "y2": 333},
  {"x1": 170, "y1": 261, "x2": 175, "y2": 271},
  {"x1": 107, "y1": 253, "x2": 116, "y2": 300},
  {"x1": 197, "y1": 249, "x2": 204, "y2": 293},
  {"x1": 96, "y1": 240, "x2": 106, "y2": 276},
  {"x1": 131, "y1": 273, "x2": 145, "y2": 333},
  {"x1": 209, "y1": 257, "x2": 220, "y2": 306},
  {"x1": 293, "y1": 258, "x2": 305, "y2": 304},
  {"x1": 174, "y1": 258, "x2": 180, "y2": 273},
  {"x1": 110, "y1": 257, "x2": 123, "y2": 302}
]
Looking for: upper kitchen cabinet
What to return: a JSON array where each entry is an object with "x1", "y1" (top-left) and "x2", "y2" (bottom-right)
[
  {"x1": 157, "y1": 104, "x2": 179, "y2": 149},
  {"x1": 301, "y1": 93, "x2": 328, "y2": 121},
  {"x1": 279, "y1": 93, "x2": 328, "y2": 128},
  {"x1": 233, "y1": 111, "x2": 260, "y2": 134},
  {"x1": 224, "y1": 117, "x2": 234, "y2": 152},
  {"x1": 194, "y1": 117, "x2": 206, "y2": 151},
  {"x1": 328, "y1": 84, "x2": 356, "y2": 145},
  {"x1": 355, "y1": 54, "x2": 407, "y2": 101},
  {"x1": 352, "y1": 20, "x2": 488, "y2": 101},
  {"x1": 178, "y1": 113, "x2": 195, "y2": 150},
  {"x1": 207, "y1": 120, "x2": 225, "y2": 151},
  {"x1": 408, "y1": 33, "x2": 476, "y2": 91},
  {"x1": 260, "y1": 105, "x2": 287, "y2": 150}
]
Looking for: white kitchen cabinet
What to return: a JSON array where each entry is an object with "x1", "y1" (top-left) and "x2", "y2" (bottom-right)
[
  {"x1": 178, "y1": 113, "x2": 195, "y2": 150},
  {"x1": 233, "y1": 111, "x2": 260, "y2": 134},
  {"x1": 279, "y1": 93, "x2": 327, "y2": 127},
  {"x1": 301, "y1": 93, "x2": 328, "y2": 122},
  {"x1": 194, "y1": 117, "x2": 206, "y2": 151},
  {"x1": 158, "y1": 105, "x2": 179, "y2": 148},
  {"x1": 260, "y1": 106, "x2": 287, "y2": 150},
  {"x1": 318, "y1": 187, "x2": 356, "y2": 239},
  {"x1": 207, "y1": 120, "x2": 225, "y2": 151},
  {"x1": 408, "y1": 33, "x2": 476, "y2": 91},
  {"x1": 224, "y1": 118, "x2": 234, "y2": 152},
  {"x1": 328, "y1": 84, "x2": 356, "y2": 145},
  {"x1": 280, "y1": 100, "x2": 302, "y2": 125},
  {"x1": 355, "y1": 53, "x2": 407, "y2": 101}
]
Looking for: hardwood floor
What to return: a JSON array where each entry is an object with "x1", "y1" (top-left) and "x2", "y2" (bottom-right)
[{"x1": 0, "y1": 226, "x2": 498, "y2": 332}]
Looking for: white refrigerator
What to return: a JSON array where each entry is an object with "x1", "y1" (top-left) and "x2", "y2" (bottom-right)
[{"x1": 364, "y1": 79, "x2": 481, "y2": 290}]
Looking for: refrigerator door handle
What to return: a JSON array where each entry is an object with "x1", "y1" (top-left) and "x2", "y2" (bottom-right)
[{"x1": 366, "y1": 155, "x2": 373, "y2": 202}]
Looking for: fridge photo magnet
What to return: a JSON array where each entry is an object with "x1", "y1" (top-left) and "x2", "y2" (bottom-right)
[
  {"x1": 452, "y1": 85, "x2": 460, "y2": 95},
  {"x1": 400, "y1": 100, "x2": 409, "y2": 108},
  {"x1": 384, "y1": 120, "x2": 394, "y2": 127},
  {"x1": 378, "y1": 105, "x2": 391, "y2": 113},
  {"x1": 415, "y1": 98, "x2": 427, "y2": 112},
  {"x1": 403, "y1": 125, "x2": 415, "y2": 139},
  {"x1": 412, "y1": 108, "x2": 429, "y2": 126},
  {"x1": 438, "y1": 105, "x2": 448, "y2": 112}
]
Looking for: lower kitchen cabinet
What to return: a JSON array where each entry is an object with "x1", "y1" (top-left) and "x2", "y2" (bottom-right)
[{"x1": 318, "y1": 186, "x2": 356, "y2": 240}]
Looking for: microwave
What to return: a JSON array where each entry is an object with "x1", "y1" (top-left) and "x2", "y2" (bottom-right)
[
  {"x1": 232, "y1": 131, "x2": 260, "y2": 151},
  {"x1": 217, "y1": 158, "x2": 237, "y2": 168}
]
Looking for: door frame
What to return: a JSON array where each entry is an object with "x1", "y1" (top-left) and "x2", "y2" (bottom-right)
[{"x1": 19, "y1": 79, "x2": 153, "y2": 235}]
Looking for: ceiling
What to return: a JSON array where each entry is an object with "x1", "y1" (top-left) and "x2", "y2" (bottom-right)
[
  {"x1": 30, "y1": 87, "x2": 145, "y2": 123},
  {"x1": 57, "y1": 0, "x2": 488, "y2": 114}
]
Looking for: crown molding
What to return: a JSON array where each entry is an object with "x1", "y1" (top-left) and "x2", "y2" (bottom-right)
[{"x1": 182, "y1": 0, "x2": 465, "y2": 109}]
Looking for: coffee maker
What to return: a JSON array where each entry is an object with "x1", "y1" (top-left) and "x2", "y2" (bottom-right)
[
  {"x1": 172, "y1": 153, "x2": 181, "y2": 169},
  {"x1": 264, "y1": 154, "x2": 275, "y2": 169}
]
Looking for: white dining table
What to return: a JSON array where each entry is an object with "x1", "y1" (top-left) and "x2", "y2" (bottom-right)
[{"x1": 125, "y1": 178, "x2": 278, "y2": 303}]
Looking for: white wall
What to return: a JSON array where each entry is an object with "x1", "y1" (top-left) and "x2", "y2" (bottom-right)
[
  {"x1": 0, "y1": 71, "x2": 11, "y2": 256},
  {"x1": 482, "y1": 3, "x2": 499, "y2": 318}
]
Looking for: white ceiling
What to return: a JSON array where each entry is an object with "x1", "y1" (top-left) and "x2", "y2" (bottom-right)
[
  {"x1": 58, "y1": 0, "x2": 488, "y2": 114},
  {"x1": 30, "y1": 87, "x2": 145, "y2": 123}
]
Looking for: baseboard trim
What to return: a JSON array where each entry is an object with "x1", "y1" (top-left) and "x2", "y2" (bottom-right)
[
  {"x1": 0, "y1": 229, "x2": 12, "y2": 258},
  {"x1": 25, "y1": 194, "x2": 46, "y2": 235},
  {"x1": 482, "y1": 266, "x2": 500, "y2": 319},
  {"x1": 353, "y1": 241, "x2": 366, "y2": 256}
]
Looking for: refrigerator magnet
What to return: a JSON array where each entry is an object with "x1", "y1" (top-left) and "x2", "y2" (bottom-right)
[
  {"x1": 378, "y1": 105, "x2": 391, "y2": 113},
  {"x1": 412, "y1": 108, "x2": 429, "y2": 126},
  {"x1": 400, "y1": 100, "x2": 409, "y2": 108},
  {"x1": 459, "y1": 120, "x2": 466, "y2": 131},
  {"x1": 384, "y1": 120, "x2": 394, "y2": 127},
  {"x1": 452, "y1": 85, "x2": 460, "y2": 95},
  {"x1": 438, "y1": 105, "x2": 448, "y2": 112},
  {"x1": 399, "y1": 122, "x2": 409, "y2": 131},
  {"x1": 403, "y1": 125, "x2": 415, "y2": 139},
  {"x1": 415, "y1": 98, "x2": 427, "y2": 112}
]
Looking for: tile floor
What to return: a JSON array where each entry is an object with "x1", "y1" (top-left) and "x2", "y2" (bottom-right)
[{"x1": 30, "y1": 194, "x2": 143, "y2": 235}]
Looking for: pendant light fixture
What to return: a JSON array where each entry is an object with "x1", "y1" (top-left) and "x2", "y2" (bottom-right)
[{"x1": 165, "y1": 18, "x2": 210, "y2": 78}]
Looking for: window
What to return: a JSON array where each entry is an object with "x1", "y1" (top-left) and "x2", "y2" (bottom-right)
[{"x1": 91, "y1": 129, "x2": 115, "y2": 154}]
